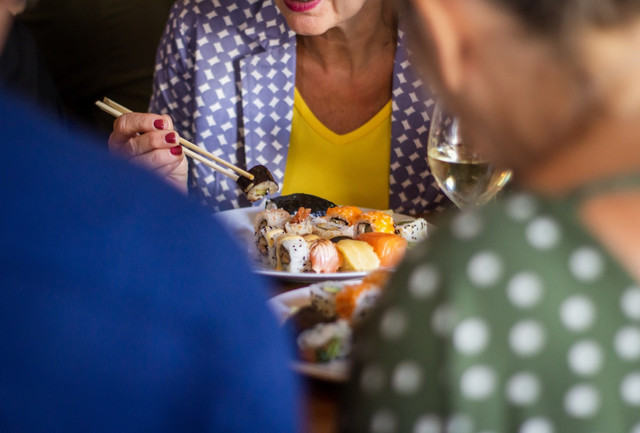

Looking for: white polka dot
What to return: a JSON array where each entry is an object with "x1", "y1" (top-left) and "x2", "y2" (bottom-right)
[
  {"x1": 451, "y1": 211, "x2": 484, "y2": 240},
  {"x1": 507, "y1": 272, "x2": 544, "y2": 309},
  {"x1": 526, "y1": 217, "x2": 561, "y2": 250},
  {"x1": 631, "y1": 422, "x2": 640, "y2": 433},
  {"x1": 431, "y1": 304, "x2": 457, "y2": 337},
  {"x1": 505, "y1": 372, "x2": 541, "y2": 406},
  {"x1": 568, "y1": 341, "x2": 604, "y2": 376},
  {"x1": 569, "y1": 247, "x2": 605, "y2": 282},
  {"x1": 413, "y1": 414, "x2": 441, "y2": 433},
  {"x1": 621, "y1": 372, "x2": 640, "y2": 406},
  {"x1": 380, "y1": 308, "x2": 408, "y2": 340},
  {"x1": 370, "y1": 409, "x2": 397, "y2": 433},
  {"x1": 446, "y1": 413, "x2": 473, "y2": 433},
  {"x1": 519, "y1": 417, "x2": 554, "y2": 433},
  {"x1": 454, "y1": 318, "x2": 490, "y2": 355},
  {"x1": 614, "y1": 326, "x2": 640, "y2": 361},
  {"x1": 360, "y1": 364, "x2": 386, "y2": 394},
  {"x1": 409, "y1": 264, "x2": 440, "y2": 300},
  {"x1": 460, "y1": 365, "x2": 496, "y2": 400},
  {"x1": 392, "y1": 362, "x2": 423, "y2": 395},
  {"x1": 564, "y1": 384, "x2": 600, "y2": 418},
  {"x1": 505, "y1": 193, "x2": 538, "y2": 222},
  {"x1": 510, "y1": 320, "x2": 546, "y2": 357},
  {"x1": 560, "y1": 296, "x2": 596, "y2": 332},
  {"x1": 467, "y1": 251, "x2": 504, "y2": 288},
  {"x1": 621, "y1": 287, "x2": 640, "y2": 321}
]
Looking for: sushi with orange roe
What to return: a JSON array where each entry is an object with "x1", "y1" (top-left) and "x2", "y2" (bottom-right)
[
  {"x1": 354, "y1": 210, "x2": 395, "y2": 235},
  {"x1": 326, "y1": 206, "x2": 363, "y2": 226},
  {"x1": 309, "y1": 239, "x2": 342, "y2": 273},
  {"x1": 335, "y1": 280, "x2": 383, "y2": 324},
  {"x1": 356, "y1": 232, "x2": 408, "y2": 268}
]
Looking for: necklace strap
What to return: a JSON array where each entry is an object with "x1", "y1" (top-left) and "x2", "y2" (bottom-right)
[{"x1": 568, "y1": 171, "x2": 640, "y2": 205}]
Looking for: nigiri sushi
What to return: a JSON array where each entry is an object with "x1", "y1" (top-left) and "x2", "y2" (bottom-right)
[
  {"x1": 309, "y1": 238, "x2": 342, "y2": 273},
  {"x1": 356, "y1": 232, "x2": 408, "y2": 268},
  {"x1": 335, "y1": 239, "x2": 380, "y2": 272}
]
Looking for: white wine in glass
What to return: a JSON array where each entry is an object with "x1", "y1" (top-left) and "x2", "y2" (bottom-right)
[{"x1": 427, "y1": 103, "x2": 512, "y2": 209}]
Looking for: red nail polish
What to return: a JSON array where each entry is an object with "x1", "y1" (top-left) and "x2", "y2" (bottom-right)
[
  {"x1": 170, "y1": 145, "x2": 182, "y2": 156},
  {"x1": 154, "y1": 119, "x2": 165, "y2": 130},
  {"x1": 165, "y1": 132, "x2": 177, "y2": 144}
]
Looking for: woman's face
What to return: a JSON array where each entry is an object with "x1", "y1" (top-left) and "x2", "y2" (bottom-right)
[{"x1": 274, "y1": 0, "x2": 371, "y2": 35}]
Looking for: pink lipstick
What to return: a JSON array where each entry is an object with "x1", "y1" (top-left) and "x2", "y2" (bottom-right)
[{"x1": 283, "y1": 0, "x2": 322, "y2": 13}]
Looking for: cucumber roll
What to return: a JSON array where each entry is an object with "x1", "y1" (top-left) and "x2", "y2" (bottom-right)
[{"x1": 236, "y1": 165, "x2": 279, "y2": 202}]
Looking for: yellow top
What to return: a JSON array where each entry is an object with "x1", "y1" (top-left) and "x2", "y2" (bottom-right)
[{"x1": 281, "y1": 88, "x2": 392, "y2": 209}]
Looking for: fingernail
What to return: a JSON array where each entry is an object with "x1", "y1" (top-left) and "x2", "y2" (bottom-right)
[
  {"x1": 165, "y1": 132, "x2": 177, "y2": 144},
  {"x1": 154, "y1": 119, "x2": 165, "y2": 130},
  {"x1": 170, "y1": 145, "x2": 182, "y2": 156}
]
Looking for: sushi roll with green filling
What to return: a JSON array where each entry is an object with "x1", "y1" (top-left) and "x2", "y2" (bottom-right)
[{"x1": 297, "y1": 320, "x2": 352, "y2": 363}]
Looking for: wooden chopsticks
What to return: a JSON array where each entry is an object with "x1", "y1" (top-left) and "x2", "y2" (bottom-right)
[{"x1": 95, "y1": 98, "x2": 254, "y2": 182}]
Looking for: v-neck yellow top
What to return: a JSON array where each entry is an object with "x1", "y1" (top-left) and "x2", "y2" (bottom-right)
[{"x1": 281, "y1": 88, "x2": 392, "y2": 209}]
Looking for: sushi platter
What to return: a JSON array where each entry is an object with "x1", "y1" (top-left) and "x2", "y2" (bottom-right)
[
  {"x1": 216, "y1": 193, "x2": 429, "y2": 282},
  {"x1": 268, "y1": 272, "x2": 390, "y2": 382}
]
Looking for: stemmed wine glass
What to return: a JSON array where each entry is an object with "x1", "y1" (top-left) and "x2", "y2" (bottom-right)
[{"x1": 427, "y1": 102, "x2": 512, "y2": 209}]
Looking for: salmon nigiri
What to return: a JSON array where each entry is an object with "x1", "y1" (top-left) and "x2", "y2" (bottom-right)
[
  {"x1": 356, "y1": 232, "x2": 408, "y2": 268},
  {"x1": 309, "y1": 238, "x2": 342, "y2": 273}
]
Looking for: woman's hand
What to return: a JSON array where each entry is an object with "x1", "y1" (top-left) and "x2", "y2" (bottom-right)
[{"x1": 109, "y1": 113, "x2": 188, "y2": 193}]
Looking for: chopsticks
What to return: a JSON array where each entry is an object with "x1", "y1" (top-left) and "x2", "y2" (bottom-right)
[{"x1": 95, "y1": 98, "x2": 254, "y2": 182}]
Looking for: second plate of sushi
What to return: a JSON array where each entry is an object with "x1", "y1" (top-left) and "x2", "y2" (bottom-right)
[
  {"x1": 216, "y1": 193, "x2": 430, "y2": 282},
  {"x1": 268, "y1": 270, "x2": 391, "y2": 382}
]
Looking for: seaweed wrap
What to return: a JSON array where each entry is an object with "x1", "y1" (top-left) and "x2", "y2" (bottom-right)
[
  {"x1": 266, "y1": 193, "x2": 336, "y2": 217},
  {"x1": 237, "y1": 165, "x2": 279, "y2": 202}
]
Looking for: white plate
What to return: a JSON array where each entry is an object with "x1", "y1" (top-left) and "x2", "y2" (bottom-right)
[
  {"x1": 268, "y1": 284, "x2": 361, "y2": 382},
  {"x1": 216, "y1": 206, "x2": 417, "y2": 282}
]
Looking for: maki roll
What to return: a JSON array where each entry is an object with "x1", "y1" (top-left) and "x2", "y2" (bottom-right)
[
  {"x1": 255, "y1": 228, "x2": 284, "y2": 266},
  {"x1": 354, "y1": 210, "x2": 396, "y2": 235},
  {"x1": 356, "y1": 232, "x2": 408, "y2": 268},
  {"x1": 326, "y1": 206, "x2": 362, "y2": 226},
  {"x1": 276, "y1": 234, "x2": 310, "y2": 273},
  {"x1": 335, "y1": 281, "x2": 383, "y2": 324},
  {"x1": 309, "y1": 282, "x2": 342, "y2": 317},
  {"x1": 266, "y1": 193, "x2": 336, "y2": 217},
  {"x1": 236, "y1": 165, "x2": 279, "y2": 202},
  {"x1": 284, "y1": 207, "x2": 313, "y2": 235},
  {"x1": 313, "y1": 221, "x2": 356, "y2": 239},
  {"x1": 394, "y1": 218, "x2": 429, "y2": 243},
  {"x1": 297, "y1": 320, "x2": 352, "y2": 363},
  {"x1": 253, "y1": 208, "x2": 291, "y2": 232},
  {"x1": 335, "y1": 239, "x2": 380, "y2": 272}
]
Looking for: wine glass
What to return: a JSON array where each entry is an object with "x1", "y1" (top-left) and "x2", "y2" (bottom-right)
[{"x1": 427, "y1": 102, "x2": 512, "y2": 209}]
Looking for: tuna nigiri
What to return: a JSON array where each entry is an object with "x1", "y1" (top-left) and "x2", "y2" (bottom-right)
[
  {"x1": 356, "y1": 232, "x2": 408, "y2": 268},
  {"x1": 309, "y1": 239, "x2": 342, "y2": 273}
]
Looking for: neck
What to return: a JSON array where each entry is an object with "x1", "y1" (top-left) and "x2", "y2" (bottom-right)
[
  {"x1": 297, "y1": 1, "x2": 396, "y2": 73},
  {"x1": 520, "y1": 23, "x2": 640, "y2": 196}
]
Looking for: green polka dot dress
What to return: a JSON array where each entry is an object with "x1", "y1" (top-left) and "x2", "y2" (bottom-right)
[{"x1": 341, "y1": 191, "x2": 640, "y2": 433}]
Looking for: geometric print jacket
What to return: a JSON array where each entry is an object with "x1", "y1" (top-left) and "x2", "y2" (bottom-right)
[{"x1": 150, "y1": 0, "x2": 447, "y2": 215}]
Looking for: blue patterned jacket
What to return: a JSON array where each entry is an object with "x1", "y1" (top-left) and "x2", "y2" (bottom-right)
[{"x1": 150, "y1": 0, "x2": 446, "y2": 215}]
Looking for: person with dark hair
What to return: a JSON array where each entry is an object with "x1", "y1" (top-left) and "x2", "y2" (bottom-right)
[
  {"x1": 342, "y1": 0, "x2": 640, "y2": 432},
  {"x1": 0, "y1": 0, "x2": 300, "y2": 431}
]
